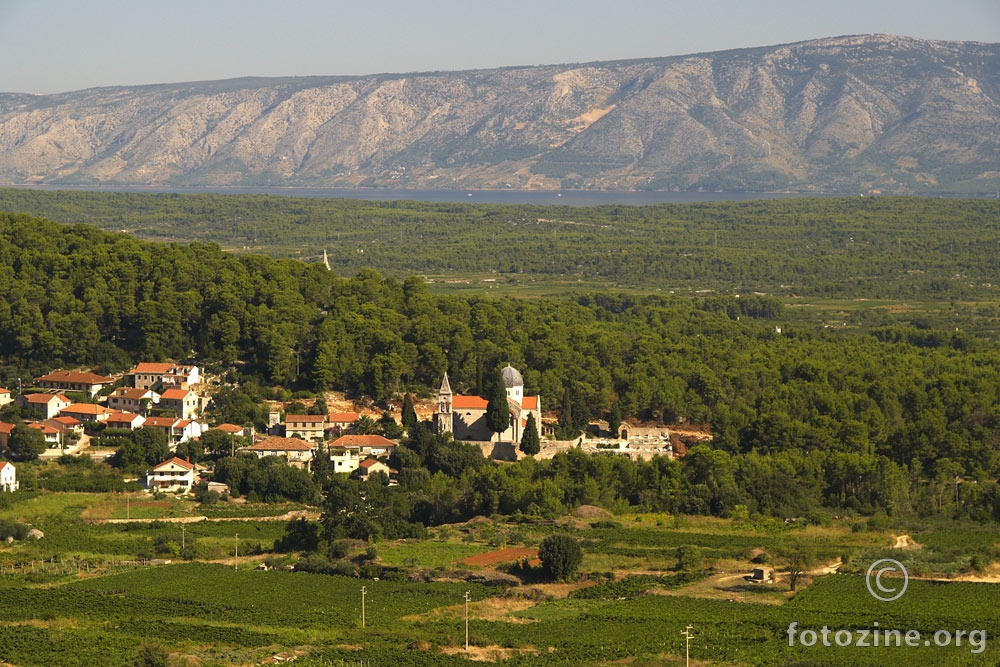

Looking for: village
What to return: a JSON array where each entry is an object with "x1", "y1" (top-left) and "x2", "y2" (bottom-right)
[{"x1": 0, "y1": 363, "x2": 701, "y2": 496}]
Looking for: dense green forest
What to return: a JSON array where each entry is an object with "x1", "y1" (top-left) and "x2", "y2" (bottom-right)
[
  {"x1": 2, "y1": 189, "x2": 999, "y2": 299},
  {"x1": 0, "y1": 206, "x2": 1000, "y2": 518}
]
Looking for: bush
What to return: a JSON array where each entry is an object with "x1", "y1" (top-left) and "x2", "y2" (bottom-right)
[{"x1": 538, "y1": 533, "x2": 583, "y2": 581}]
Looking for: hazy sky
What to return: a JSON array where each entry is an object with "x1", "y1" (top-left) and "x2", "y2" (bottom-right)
[{"x1": 2, "y1": 0, "x2": 997, "y2": 94}]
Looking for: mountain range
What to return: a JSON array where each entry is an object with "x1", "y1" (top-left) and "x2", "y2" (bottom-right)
[{"x1": 1, "y1": 34, "x2": 998, "y2": 194}]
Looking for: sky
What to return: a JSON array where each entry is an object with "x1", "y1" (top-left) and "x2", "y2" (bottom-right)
[{"x1": 1, "y1": 0, "x2": 998, "y2": 95}]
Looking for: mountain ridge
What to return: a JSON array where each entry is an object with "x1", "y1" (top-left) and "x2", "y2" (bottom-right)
[{"x1": 2, "y1": 34, "x2": 998, "y2": 193}]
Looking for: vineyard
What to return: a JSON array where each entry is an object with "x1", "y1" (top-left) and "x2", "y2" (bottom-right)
[{"x1": 0, "y1": 491, "x2": 998, "y2": 665}]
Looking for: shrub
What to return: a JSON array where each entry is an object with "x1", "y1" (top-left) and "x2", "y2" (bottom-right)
[{"x1": 538, "y1": 533, "x2": 582, "y2": 581}]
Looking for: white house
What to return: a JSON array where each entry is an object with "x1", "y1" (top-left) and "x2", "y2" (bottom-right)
[
  {"x1": 107, "y1": 387, "x2": 160, "y2": 413},
  {"x1": 329, "y1": 445, "x2": 362, "y2": 474},
  {"x1": 19, "y1": 393, "x2": 72, "y2": 419},
  {"x1": 159, "y1": 388, "x2": 199, "y2": 420},
  {"x1": 128, "y1": 362, "x2": 200, "y2": 391},
  {"x1": 0, "y1": 388, "x2": 11, "y2": 407},
  {"x1": 145, "y1": 457, "x2": 196, "y2": 493},
  {"x1": 283, "y1": 414, "x2": 326, "y2": 442},
  {"x1": 0, "y1": 462, "x2": 18, "y2": 492}
]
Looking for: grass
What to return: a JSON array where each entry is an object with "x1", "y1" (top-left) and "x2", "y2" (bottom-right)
[{"x1": 377, "y1": 538, "x2": 490, "y2": 568}]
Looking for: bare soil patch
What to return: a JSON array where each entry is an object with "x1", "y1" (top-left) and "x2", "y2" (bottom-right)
[
  {"x1": 461, "y1": 547, "x2": 537, "y2": 567},
  {"x1": 439, "y1": 645, "x2": 541, "y2": 661}
]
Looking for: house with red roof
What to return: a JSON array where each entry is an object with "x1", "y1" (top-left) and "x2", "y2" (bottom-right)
[
  {"x1": 242, "y1": 437, "x2": 314, "y2": 468},
  {"x1": 0, "y1": 388, "x2": 11, "y2": 408},
  {"x1": 159, "y1": 388, "x2": 199, "y2": 420},
  {"x1": 355, "y1": 458, "x2": 394, "y2": 482},
  {"x1": 18, "y1": 393, "x2": 72, "y2": 419},
  {"x1": 27, "y1": 422, "x2": 60, "y2": 446},
  {"x1": 283, "y1": 414, "x2": 326, "y2": 442},
  {"x1": 35, "y1": 370, "x2": 114, "y2": 398},
  {"x1": 60, "y1": 403, "x2": 114, "y2": 423},
  {"x1": 141, "y1": 416, "x2": 204, "y2": 445},
  {"x1": 105, "y1": 412, "x2": 146, "y2": 431},
  {"x1": 128, "y1": 362, "x2": 200, "y2": 391},
  {"x1": 0, "y1": 422, "x2": 14, "y2": 448},
  {"x1": 434, "y1": 366, "x2": 542, "y2": 443},
  {"x1": 145, "y1": 457, "x2": 196, "y2": 493},
  {"x1": 329, "y1": 434, "x2": 397, "y2": 457},
  {"x1": 326, "y1": 412, "x2": 359, "y2": 436},
  {"x1": 107, "y1": 387, "x2": 160, "y2": 414}
]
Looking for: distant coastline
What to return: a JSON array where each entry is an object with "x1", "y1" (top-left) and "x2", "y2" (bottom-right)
[{"x1": 0, "y1": 184, "x2": 838, "y2": 206}]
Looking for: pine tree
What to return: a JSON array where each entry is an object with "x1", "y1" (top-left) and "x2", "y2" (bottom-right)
[
  {"x1": 401, "y1": 393, "x2": 418, "y2": 431},
  {"x1": 520, "y1": 412, "x2": 540, "y2": 455},
  {"x1": 485, "y1": 368, "x2": 510, "y2": 441}
]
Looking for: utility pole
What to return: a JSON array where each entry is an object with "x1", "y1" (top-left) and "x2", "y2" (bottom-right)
[
  {"x1": 126, "y1": 493, "x2": 130, "y2": 521},
  {"x1": 361, "y1": 586, "x2": 367, "y2": 628},
  {"x1": 181, "y1": 525, "x2": 186, "y2": 549},
  {"x1": 681, "y1": 625, "x2": 693, "y2": 667},
  {"x1": 464, "y1": 591, "x2": 471, "y2": 650},
  {"x1": 234, "y1": 533, "x2": 239, "y2": 570}
]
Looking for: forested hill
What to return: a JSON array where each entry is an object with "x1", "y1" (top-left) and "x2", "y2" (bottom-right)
[
  {"x1": 2, "y1": 189, "x2": 999, "y2": 301},
  {"x1": 5, "y1": 211, "x2": 1000, "y2": 486},
  {"x1": 1, "y1": 34, "x2": 999, "y2": 194}
]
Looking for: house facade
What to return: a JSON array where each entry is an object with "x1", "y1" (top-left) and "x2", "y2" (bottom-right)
[
  {"x1": 283, "y1": 414, "x2": 326, "y2": 442},
  {"x1": 329, "y1": 446, "x2": 362, "y2": 474},
  {"x1": 107, "y1": 387, "x2": 160, "y2": 414},
  {"x1": 60, "y1": 403, "x2": 113, "y2": 423},
  {"x1": 128, "y1": 363, "x2": 200, "y2": 391},
  {"x1": 0, "y1": 422, "x2": 13, "y2": 448},
  {"x1": 0, "y1": 462, "x2": 17, "y2": 492},
  {"x1": 19, "y1": 393, "x2": 72, "y2": 419},
  {"x1": 159, "y1": 388, "x2": 199, "y2": 420},
  {"x1": 0, "y1": 388, "x2": 11, "y2": 407},
  {"x1": 105, "y1": 412, "x2": 146, "y2": 431},
  {"x1": 145, "y1": 457, "x2": 196, "y2": 493},
  {"x1": 434, "y1": 366, "x2": 542, "y2": 443},
  {"x1": 28, "y1": 422, "x2": 61, "y2": 446},
  {"x1": 327, "y1": 412, "x2": 359, "y2": 436},
  {"x1": 329, "y1": 434, "x2": 397, "y2": 457},
  {"x1": 242, "y1": 437, "x2": 314, "y2": 468},
  {"x1": 35, "y1": 370, "x2": 114, "y2": 398}
]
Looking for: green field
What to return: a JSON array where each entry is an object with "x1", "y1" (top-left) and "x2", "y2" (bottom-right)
[{"x1": 0, "y1": 492, "x2": 998, "y2": 665}]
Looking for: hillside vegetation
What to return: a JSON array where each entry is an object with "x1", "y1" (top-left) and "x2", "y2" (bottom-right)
[{"x1": 1, "y1": 34, "x2": 999, "y2": 193}]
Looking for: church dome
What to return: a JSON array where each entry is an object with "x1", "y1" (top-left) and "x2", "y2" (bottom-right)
[{"x1": 501, "y1": 365, "x2": 523, "y2": 388}]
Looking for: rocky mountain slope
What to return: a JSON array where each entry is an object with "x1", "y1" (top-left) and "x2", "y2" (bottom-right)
[{"x1": 1, "y1": 34, "x2": 998, "y2": 193}]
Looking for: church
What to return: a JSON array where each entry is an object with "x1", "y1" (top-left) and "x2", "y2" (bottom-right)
[{"x1": 435, "y1": 365, "x2": 542, "y2": 443}]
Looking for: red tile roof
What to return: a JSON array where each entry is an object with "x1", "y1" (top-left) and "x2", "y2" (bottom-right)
[
  {"x1": 107, "y1": 412, "x2": 143, "y2": 424},
  {"x1": 51, "y1": 416, "x2": 83, "y2": 426},
  {"x1": 143, "y1": 416, "x2": 180, "y2": 428},
  {"x1": 452, "y1": 395, "x2": 488, "y2": 410},
  {"x1": 0, "y1": 422, "x2": 14, "y2": 435},
  {"x1": 112, "y1": 388, "x2": 154, "y2": 400},
  {"x1": 28, "y1": 423, "x2": 59, "y2": 435},
  {"x1": 24, "y1": 393, "x2": 69, "y2": 404},
  {"x1": 152, "y1": 457, "x2": 195, "y2": 471},
  {"x1": 247, "y1": 437, "x2": 314, "y2": 452},
  {"x1": 160, "y1": 388, "x2": 193, "y2": 400},
  {"x1": 132, "y1": 363, "x2": 176, "y2": 374},
  {"x1": 62, "y1": 403, "x2": 112, "y2": 416},
  {"x1": 521, "y1": 396, "x2": 539, "y2": 410},
  {"x1": 215, "y1": 424, "x2": 245, "y2": 434},
  {"x1": 285, "y1": 414, "x2": 326, "y2": 423},
  {"x1": 330, "y1": 434, "x2": 395, "y2": 447},
  {"x1": 36, "y1": 370, "x2": 113, "y2": 384},
  {"x1": 328, "y1": 412, "x2": 359, "y2": 423}
]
